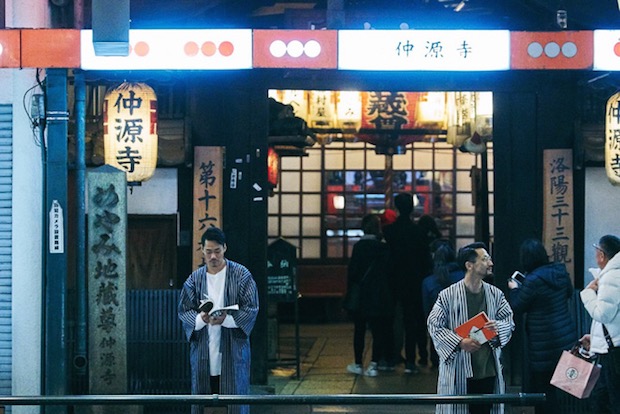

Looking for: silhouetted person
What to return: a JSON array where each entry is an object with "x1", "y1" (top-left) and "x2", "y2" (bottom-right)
[{"x1": 383, "y1": 193, "x2": 432, "y2": 373}]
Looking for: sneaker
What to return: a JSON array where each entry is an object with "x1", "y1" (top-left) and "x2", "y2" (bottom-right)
[
  {"x1": 378, "y1": 360, "x2": 395, "y2": 371},
  {"x1": 404, "y1": 362, "x2": 419, "y2": 374},
  {"x1": 346, "y1": 363, "x2": 363, "y2": 375},
  {"x1": 365, "y1": 362, "x2": 378, "y2": 377}
]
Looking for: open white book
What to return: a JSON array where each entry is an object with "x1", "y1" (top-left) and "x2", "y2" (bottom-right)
[{"x1": 198, "y1": 295, "x2": 239, "y2": 315}]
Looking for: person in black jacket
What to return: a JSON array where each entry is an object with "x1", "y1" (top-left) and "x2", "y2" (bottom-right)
[
  {"x1": 345, "y1": 214, "x2": 395, "y2": 377},
  {"x1": 383, "y1": 193, "x2": 432, "y2": 373},
  {"x1": 507, "y1": 238, "x2": 577, "y2": 414}
]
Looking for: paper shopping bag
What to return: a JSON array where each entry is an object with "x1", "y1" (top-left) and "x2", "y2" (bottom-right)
[{"x1": 550, "y1": 350, "x2": 601, "y2": 399}]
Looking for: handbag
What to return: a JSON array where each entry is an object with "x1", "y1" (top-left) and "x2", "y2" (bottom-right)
[
  {"x1": 550, "y1": 344, "x2": 601, "y2": 399},
  {"x1": 342, "y1": 261, "x2": 375, "y2": 312},
  {"x1": 602, "y1": 324, "x2": 620, "y2": 375}
]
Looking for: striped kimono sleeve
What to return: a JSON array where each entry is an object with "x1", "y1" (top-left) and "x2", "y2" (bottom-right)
[
  {"x1": 226, "y1": 261, "x2": 259, "y2": 336},
  {"x1": 427, "y1": 286, "x2": 464, "y2": 363},
  {"x1": 178, "y1": 266, "x2": 206, "y2": 342},
  {"x1": 485, "y1": 283, "x2": 514, "y2": 349}
]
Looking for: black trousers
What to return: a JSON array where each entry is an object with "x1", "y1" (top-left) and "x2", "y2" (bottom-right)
[
  {"x1": 352, "y1": 312, "x2": 394, "y2": 364},
  {"x1": 466, "y1": 376, "x2": 495, "y2": 414},
  {"x1": 591, "y1": 353, "x2": 620, "y2": 414}
]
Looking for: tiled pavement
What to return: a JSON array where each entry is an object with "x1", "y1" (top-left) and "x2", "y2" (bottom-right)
[{"x1": 255, "y1": 323, "x2": 535, "y2": 414}]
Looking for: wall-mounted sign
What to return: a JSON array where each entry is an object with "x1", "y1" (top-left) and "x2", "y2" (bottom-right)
[
  {"x1": 338, "y1": 30, "x2": 510, "y2": 71},
  {"x1": 593, "y1": 30, "x2": 620, "y2": 71},
  {"x1": 49, "y1": 200, "x2": 64, "y2": 254},
  {"x1": 81, "y1": 29, "x2": 252, "y2": 70},
  {"x1": 103, "y1": 82, "x2": 158, "y2": 183},
  {"x1": 0, "y1": 30, "x2": 20, "y2": 68},
  {"x1": 543, "y1": 149, "x2": 574, "y2": 283},
  {"x1": 22, "y1": 29, "x2": 81, "y2": 68},
  {"x1": 605, "y1": 92, "x2": 620, "y2": 185},
  {"x1": 510, "y1": 31, "x2": 592, "y2": 70},
  {"x1": 192, "y1": 147, "x2": 224, "y2": 270},
  {"x1": 253, "y1": 30, "x2": 337, "y2": 69}
]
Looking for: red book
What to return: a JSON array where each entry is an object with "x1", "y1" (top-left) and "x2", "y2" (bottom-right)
[{"x1": 454, "y1": 311, "x2": 497, "y2": 344}]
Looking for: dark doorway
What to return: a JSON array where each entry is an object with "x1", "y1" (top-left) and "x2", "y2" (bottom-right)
[{"x1": 128, "y1": 215, "x2": 177, "y2": 289}]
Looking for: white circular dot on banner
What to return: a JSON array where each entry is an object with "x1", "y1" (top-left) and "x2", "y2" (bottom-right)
[
  {"x1": 287, "y1": 40, "x2": 304, "y2": 58},
  {"x1": 544, "y1": 42, "x2": 561, "y2": 58},
  {"x1": 562, "y1": 42, "x2": 577, "y2": 58},
  {"x1": 0, "y1": 43, "x2": 3, "y2": 56},
  {"x1": 527, "y1": 42, "x2": 543, "y2": 58},
  {"x1": 269, "y1": 40, "x2": 287, "y2": 58},
  {"x1": 304, "y1": 40, "x2": 321, "y2": 58}
]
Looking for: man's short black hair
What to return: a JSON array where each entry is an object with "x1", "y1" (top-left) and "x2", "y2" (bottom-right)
[
  {"x1": 361, "y1": 214, "x2": 381, "y2": 237},
  {"x1": 201, "y1": 226, "x2": 226, "y2": 246},
  {"x1": 598, "y1": 234, "x2": 620, "y2": 260},
  {"x1": 394, "y1": 193, "x2": 414, "y2": 216},
  {"x1": 457, "y1": 242, "x2": 488, "y2": 271}
]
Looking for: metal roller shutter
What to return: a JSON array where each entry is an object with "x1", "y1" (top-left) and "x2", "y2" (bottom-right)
[{"x1": 0, "y1": 104, "x2": 12, "y2": 397}]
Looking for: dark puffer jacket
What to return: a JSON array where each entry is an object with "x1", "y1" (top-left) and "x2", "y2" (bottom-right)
[
  {"x1": 346, "y1": 236, "x2": 394, "y2": 317},
  {"x1": 508, "y1": 263, "x2": 577, "y2": 372}
]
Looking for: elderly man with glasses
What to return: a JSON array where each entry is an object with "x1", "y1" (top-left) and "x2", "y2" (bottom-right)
[{"x1": 580, "y1": 234, "x2": 620, "y2": 414}]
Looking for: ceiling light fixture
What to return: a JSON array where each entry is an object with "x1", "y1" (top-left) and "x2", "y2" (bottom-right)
[{"x1": 454, "y1": 0, "x2": 466, "y2": 12}]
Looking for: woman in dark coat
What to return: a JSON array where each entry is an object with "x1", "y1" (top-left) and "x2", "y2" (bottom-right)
[
  {"x1": 507, "y1": 238, "x2": 577, "y2": 414},
  {"x1": 344, "y1": 214, "x2": 394, "y2": 377}
]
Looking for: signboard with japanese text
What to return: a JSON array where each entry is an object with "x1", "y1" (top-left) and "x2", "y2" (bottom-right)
[
  {"x1": 338, "y1": 30, "x2": 510, "y2": 71},
  {"x1": 192, "y1": 147, "x2": 224, "y2": 270},
  {"x1": 48, "y1": 200, "x2": 64, "y2": 253},
  {"x1": 309, "y1": 90, "x2": 337, "y2": 129},
  {"x1": 361, "y1": 91, "x2": 419, "y2": 130},
  {"x1": 543, "y1": 149, "x2": 574, "y2": 282},
  {"x1": 87, "y1": 165, "x2": 129, "y2": 408},
  {"x1": 267, "y1": 238, "x2": 297, "y2": 302},
  {"x1": 605, "y1": 92, "x2": 620, "y2": 185}
]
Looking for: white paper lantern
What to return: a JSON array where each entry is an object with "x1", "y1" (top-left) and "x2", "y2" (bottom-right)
[
  {"x1": 605, "y1": 91, "x2": 620, "y2": 186},
  {"x1": 103, "y1": 82, "x2": 158, "y2": 183}
]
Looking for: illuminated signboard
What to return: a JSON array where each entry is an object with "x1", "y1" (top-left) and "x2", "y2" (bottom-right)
[
  {"x1": 338, "y1": 30, "x2": 510, "y2": 71},
  {"x1": 510, "y1": 31, "x2": 592, "y2": 70},
  {"x1": 81, "y1": 29, "x2": 252, "y2": 70},
  {"x1": 0, "y1": 30, "x2": 20, "y2": 68},
  {"x1": 253, "y1": 30, "x2": 337, "y2": 69},
  {"x1": 593, "y1": 30, "x2": 620, "y2": 71}
]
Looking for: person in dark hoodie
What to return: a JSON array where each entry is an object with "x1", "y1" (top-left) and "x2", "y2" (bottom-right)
[
  {"x1": 422, "y1": 240, "x2": 465, "y2": 367},
  {"x1": 345, "y1": 214, "x2": 395, "y2": 377},
  {"x1": 507, "y1": 238, "x2": 576, "y2": 414}
]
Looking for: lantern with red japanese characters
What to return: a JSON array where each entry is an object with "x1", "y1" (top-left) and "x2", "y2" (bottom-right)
[{"x1": 103, "y1": 82, "x2": 158, "y2": 183}]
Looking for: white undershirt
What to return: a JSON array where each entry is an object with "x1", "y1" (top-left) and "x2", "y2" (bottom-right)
[{"x1": 193, "y1": 265, "x2": 238, "y2": 375}]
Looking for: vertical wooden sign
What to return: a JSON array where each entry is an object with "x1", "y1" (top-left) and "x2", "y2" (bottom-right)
[
  {"x1": 543, "y1": 149, "x2": 575, "y2": 282},
  {"x1": 192, "y1": 147, "x2": 224, "y2": 270}
]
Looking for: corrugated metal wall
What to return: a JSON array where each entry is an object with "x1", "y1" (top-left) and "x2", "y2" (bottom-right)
[{"x1": 0, "y1": 104, "x2": 12, "y2": 397}]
